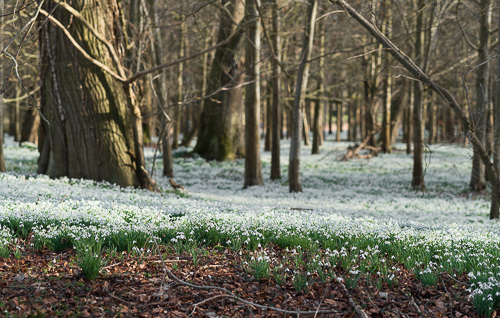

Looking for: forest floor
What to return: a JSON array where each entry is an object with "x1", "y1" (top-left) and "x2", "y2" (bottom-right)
[{"x1": 0, "y1": 134, "x2": 497, "y2": 317}]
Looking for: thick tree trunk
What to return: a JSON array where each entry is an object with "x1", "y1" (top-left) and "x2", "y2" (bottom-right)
[
  {"x1": 193, "y1": 0, "x2": 245, "y2": 161},
  {"x1": 470, "y1": 0, "x2": 491, "y2": 191},
  {"x1": 289, "y1": 0, "x2": 318, "y2": 193},
  {"x1": 39, "y1": 0, "x2": 140, "y2": 187},
  {"x1": 270, "y1": 0, "x2": 281, "y2": 180},
  {"x1": 20, "y1": 107, "x2": 40, "y2": 145},
  {"x1": 244, "y1": 0, "x2": 264, "y2": 188}
]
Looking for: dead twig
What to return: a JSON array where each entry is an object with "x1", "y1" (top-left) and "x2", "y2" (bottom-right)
[
  {"x1": 410, "y1": 296, "x2": 424, "y2": 317},
  {"x1": 335, "y1": 277, "x2": 369, "y2": 318},
  {"x1": 313, "y1": 284, "x2": 330, "y2": 318},
  {"x1": 441, "y1": 275, "x2": 454, "y2": 318},
  {"x1": 188, "y1": 294, "x2": 231, "y2": 317},
  {"x1": 104, "y1": 287, "x2": 132, "y2": 306}
]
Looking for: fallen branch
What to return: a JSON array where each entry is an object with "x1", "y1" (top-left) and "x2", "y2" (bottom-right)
[
  {"x1": 340, "y1": 131, "x2": 379, "y2": 161},
  {"x1": 336, "y1": 279, "x2": 369, "y2": 318},
  {"x1": 441, "y1": 275, "x2": 454, "y2": 318},
  {"x1": 410, "y1": 296, "x2": 424, "y2": 317},
  {"x1": 169, "y1": 178, "x2": 186, "y2": 191}
]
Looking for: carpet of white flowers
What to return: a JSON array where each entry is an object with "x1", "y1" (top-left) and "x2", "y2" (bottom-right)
[{"x1": 2, "y1": 135, "x2": 500, "y2": 316}]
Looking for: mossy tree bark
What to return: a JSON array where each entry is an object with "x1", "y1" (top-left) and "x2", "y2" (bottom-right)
[
  {"x1": 38, "y1": 0, "x2": 140, "y2": 187},
  {"x1": 193, "y1": 0, "x2": 245, "y2": 161}
]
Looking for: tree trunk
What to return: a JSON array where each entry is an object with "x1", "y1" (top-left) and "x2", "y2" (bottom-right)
[
  {"x1": 289, "y1": 0, "x2": 318, "y2": 193},
  {"x1": 470, "y1": 0, "x2": 491, "y2": 191},
  {"x1": 428, "y1": 89, "x2": 436, "y2": 144},
  {"x1": 265, "y1": 84, "x2": 272, "y2": 151},
  {"x1": 39, "y1": 0, "x2": 140, "y2": 187},
  {"x1": 182, "y1": 35, "x2": 211, "y2": 147},
  {"x1": 20, "y1": 107, "x2": 40, "y2": 145},
  {"x1": 406, "y1": 84, "x2": 413, "y2": 155},
  {"x1": 172, "y1": 20, "x2": 185, "y2": 150},
  {"x1": 244, "y1": 0, "x2": 263, "y2": 188},
  {"x1": 149, "y1": 0, "x2": 173, "y2": 177},
  {"x1": 390, "y1": 82, "x2": 406, "y2": 145},
  {"x1": 412, "y1": 0, "x2": 425, "y2": 189},
  {"x1": 328, "y1": 103, "x2": 333, "y2": 134},
  {"x1": 0, "y1": 0, "x2": 5, "y2": 172},
  {"x1": 312, "y1": 82, "x2": 323, "y2": 154},
  {"x1": 270, "y1": 0, "x2": 281, "y2": 180},
  {"x1": 336, "y1": 102, "x2": 342, "y2": 141},
  {"x1": 193, "y1": 0, "x2": 245, "y2": 161},
  {"x1": 302, "y1": 100, "x2": 310, "y2": 145},
  {"x1": 381, "y1": 0, "x2": 392, "y2": 153},
  {"x1": 14, "y1": 85, "x2": 21, "y2": 141},
  {"x1": 364, "y1": 80, "x2": 375, "y2": 146},
  {"x1": 491, "y1": 0, "x2": 500, "y2": 219}
]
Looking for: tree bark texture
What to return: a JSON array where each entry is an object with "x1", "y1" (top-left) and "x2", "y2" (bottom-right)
[
  {"x1": 39, "y1": 0, "x2": 139, "y2": 187},
  {"x1": 244, "y1": 0, "x2": 264, "y2": 188},
  {"x1": 0, "y1": 0, "x2": 5, "y2": 172},
  {"x1": 289, "y1": 0, "x2": 318, "y2": 193},
  {"x1": 172, "y1": 19, "x2": 185, "y2": 150},
  {"x1": 270, "y1": 0, "x2": 281, "y2": 179},
  {"x1": 193, "y1": 0, "x2": 245, "y2": 161},
  {"x1": 381, "y1": 0, "x2": 392, "y2": 153},
  {"x1": 491, "y1": 0, "x2": 500, "y2": 219},
  {"x1": 149, "y1": 0, "x2": 173, "y2": 178},
  {"x1": 470, "y1": 0, "x2": 491, "y2": 191},
  {"x1": 412, "y1": 0, "x2": 425, "y2": 189}
]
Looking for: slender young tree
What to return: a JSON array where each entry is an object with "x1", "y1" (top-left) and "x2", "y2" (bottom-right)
[
  {"x1": 172, "y1": 18, "x2": 185, "y2": 150},
  {"x1": 470, "y1": 0, "x2": 491, "y2": 191},
  {"x1": 381, "y1": 0, "x2": 392, "y2": 153},
  {"x1": 312, "y1": 19, "x2": 325, "y2": 154},
  {"x1": 270, "y1": 0, "x2": 281, "y2": 179},
  {"x1": 289, "y1": 0, "x2": 318, "y2": 193},
  {"x1": 0, "y1": 0, "x2": 5, "y2": 172},
  {"x1": 149, "y1": 0, "x2": 173, "y2": 177},
  {"x1": 244, "y1": 0, "x2": 264, "y2": 188},
  {"x1": 491, "y1": 0, "x2": 500, "y2": 219},
  {"x1": 412, "y1": 0, "x2": 425, "y2": 189}
]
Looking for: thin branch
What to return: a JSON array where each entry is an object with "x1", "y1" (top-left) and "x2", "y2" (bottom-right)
[{"x1": 39, "y1": 9, "x2": 126, "y2": 82}]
